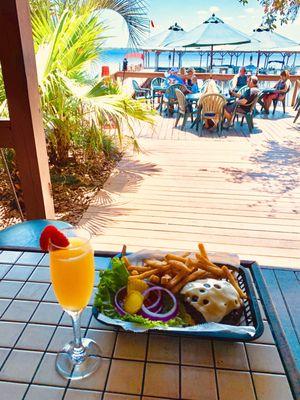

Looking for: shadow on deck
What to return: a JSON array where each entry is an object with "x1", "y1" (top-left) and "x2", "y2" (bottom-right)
[{"x1": 81, "y1": 106, "x2": 300, "y2": 268}]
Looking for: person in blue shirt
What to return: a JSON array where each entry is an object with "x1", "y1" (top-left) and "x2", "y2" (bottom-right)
[
  {"x1": 166, "y1": 67, "x2": 185, "y2": 85},
  {"x1": 232, "y1": 67, "x2": 248, "y2": 91},
  {"x1": 188, "y1": 75, "x2": 199, "y2": 93}
]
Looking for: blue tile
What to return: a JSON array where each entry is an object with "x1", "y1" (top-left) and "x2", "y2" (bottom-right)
[
  {"x1": 38, "y1": 253, "x2": 50, "y2": 267},
  {"x1": 0, "y1": 299, "x2": 10, "y2": 316},
  {"x1": 15, "y1": 252, "x2": 44, "y2": 266},
  {"x1": 28, "y1": 267, "x2": 51, "y2": 283},
  {"x1": 16, "y1": 282, "x2": 49, "y2": 301},
  {"x1": 0, "y1": 251, "x2": 22, "y2": 264},
  {"x1": 0, "y1": 265, "x2": 12, "y2": 279},
  {"x1": 5, "y1": 266, "x2": 34, "y2": 281},
  {"x1": 0, "y1": 281, "x2": 23, "y2": 298}
]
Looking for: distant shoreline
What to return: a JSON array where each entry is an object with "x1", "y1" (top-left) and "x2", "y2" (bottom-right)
[{"x1": 93, "y1": 48, "x2": 300, "y2": 76}]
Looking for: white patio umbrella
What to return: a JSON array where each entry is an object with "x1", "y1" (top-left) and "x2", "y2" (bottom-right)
[
  {"x1": 167, "y1": 14, "x2": 252, "y2": 70},
  {"x1": 142, "y1": 22, "x2": 186, "y2": 51},
  {"x1": 238, "y1": 26, "x2": 299, "y2": 51},
  {"x1": 221, "y1": 26, "x2": 299, "y2": 70},
  {"x1": 142, "y1": 22, "x2": 186, "y2": 67}
]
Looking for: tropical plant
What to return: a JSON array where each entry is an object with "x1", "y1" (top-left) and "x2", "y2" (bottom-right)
[
  {"x1": 240, "y1": 0, "x2": 300, "y2": 28},
  {"x1": 0, "y1": 67, "x2": 8, "y2": 117},
  {"x1": 28, "y1": 0, "x2": 152, "y2": 166},
  {"x1": 31, "y1": 0, "x2": 149, "y2": 48}
]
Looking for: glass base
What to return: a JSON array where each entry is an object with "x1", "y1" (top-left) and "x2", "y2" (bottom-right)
[{"x1": 56, "y1": 338, "x2": 101, "y2": 380}]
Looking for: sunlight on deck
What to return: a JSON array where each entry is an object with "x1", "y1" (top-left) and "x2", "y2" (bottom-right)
[{"x1": 80, "y1": 107, "x2": 300, "y2": 268}]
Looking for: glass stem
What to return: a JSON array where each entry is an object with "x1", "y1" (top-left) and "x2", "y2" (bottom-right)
[{"x1": 69, "y1": 310, "x2": 86, "y2": 363}]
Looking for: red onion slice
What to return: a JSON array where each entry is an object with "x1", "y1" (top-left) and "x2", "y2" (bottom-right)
[
  {"x1": 144, "y1": 289, "x2": 162, "y2": 311},
  {"x1": 141, "y1": 286, "x2": 178, "y2": 322},
  {"x1": 114, "y1": 286, "x2": 127, "y2": 316}
]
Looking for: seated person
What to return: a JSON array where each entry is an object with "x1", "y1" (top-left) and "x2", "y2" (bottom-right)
[
  {"x1": 186, "y1": 67, "x2": 196, "y2": 88},
  {"x1": 203, "y1": 77, "x2": 220, "y2": 94},
  {"x1": 261, "y1": 70, "x2": 291, "y2": 113},
  {"x1": 190, "y1": 75, "x2": 199, "y2": 93},
  {"x1": 165, "y1": 67, "x2": 185, "y2": 86},
  {"x1": 179, "y1": 67, "x2": 187, "y2": 83},
  {"x1": 201, "y1": 78, "x2": 221, "y2": 129},
  {"x1": 224, "y1": 75, "x2": 260, "y2": 127},
  {"x1": 231, "y1": 67, "x2": 248, "y2": 91}
]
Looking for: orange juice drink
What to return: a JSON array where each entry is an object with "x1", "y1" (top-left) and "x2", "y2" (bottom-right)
[{"x1": 50, "y1": 237, "x2": 95, "y2": 311}]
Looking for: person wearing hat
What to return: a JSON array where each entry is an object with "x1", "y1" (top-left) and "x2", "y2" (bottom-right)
[{"x1": 166, "y1": 67, "x2": 185, "y2": 86}]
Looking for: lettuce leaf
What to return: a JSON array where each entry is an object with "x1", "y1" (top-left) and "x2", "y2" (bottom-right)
[
  {"x1": 94, "y1": 257, "x2": 129, "y2": 318},
  {"x1": 122, "y1": 313, "x2": 188, "y2": 329}
]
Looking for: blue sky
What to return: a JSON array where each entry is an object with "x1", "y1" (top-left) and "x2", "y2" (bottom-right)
[{"x1": 101, "y1": 0, "x2": 300, "y2": 47}]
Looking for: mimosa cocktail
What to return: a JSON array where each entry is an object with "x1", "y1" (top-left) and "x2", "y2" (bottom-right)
[
  {"x1": 50, "y1": 237, "x2": 94, "y2": 311},
  {"x1": 49, "y1": 228, "x2": 101, "y2": 380}
]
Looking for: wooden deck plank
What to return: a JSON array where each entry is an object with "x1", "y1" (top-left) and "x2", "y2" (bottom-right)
[{"x1": 81, "y1": 107, "x2": 300, "y2": 268}]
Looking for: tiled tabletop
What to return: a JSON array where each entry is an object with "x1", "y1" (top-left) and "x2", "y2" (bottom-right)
[{"x1": 0, "y1": 249, "x2": 295, "y2": 400}]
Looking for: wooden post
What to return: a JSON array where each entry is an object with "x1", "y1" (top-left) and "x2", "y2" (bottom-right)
[
  {"x1": 0, "y1": 0, "x2": 55, "y2": 219},
  {"x1": 210, "y1": 45, "x2": 214, "y2": 71},
  {"x1": 291, "y1": 79, "x2": 299, "y2": 107},
  {"x1": 256, "y1": 51, "x2": 261, "y2": 73}
]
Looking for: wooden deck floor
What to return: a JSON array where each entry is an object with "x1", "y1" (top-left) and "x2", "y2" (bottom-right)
[{"x1": 80, "y1": 107, "x2": 300, "y2": 268}]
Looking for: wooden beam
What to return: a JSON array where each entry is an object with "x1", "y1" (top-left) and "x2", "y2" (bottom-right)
[
  {"x1": 0, "y1": 0, "x2": 55, "y2": 220},
  {"x1": 0, "y1": 120, "x2": 13, "y2": 148}
]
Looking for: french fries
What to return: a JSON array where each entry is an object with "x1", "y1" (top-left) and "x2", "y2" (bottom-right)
[
  {"x1": 195, "y1": 253, "x2": 223, "y2": 277},
  {"x1": 172, "y1": 269, "x2": 208, "y2": 294},
  {"x1": 222, "y1": 266, "x2": 247, "y2": 299},
  {"x1": 198, "y1": 243, "x2": 208, "y2": 260},
  {"x1": 122, "y1": 243, "x2": 245, "y2": 301},
  {"x1": 161, "y1": 274, "x2": 172, "y2": 286},
  {"x1": 128, "y1": 268, "x2": 159, "y2": 280},
  {"x1": 167, "y1": 260, "x2": 191, "y2": 274},
  {"x1": 149, "y1": 274, "x2": 160, "y2": 284},
  {"x1": 144, "y1": 259, "x2": 168, "y2": 268},
  {"x1": 127, "y1": 265, "x2": 152, "y2": 273},
  {"x1": 165, "y1": 254, "x2": 188, "y2": 263}
]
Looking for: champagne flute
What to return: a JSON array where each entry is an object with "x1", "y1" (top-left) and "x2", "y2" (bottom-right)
[{"x1": 49, "y1": 227, "x2": 101, "y2": 380}]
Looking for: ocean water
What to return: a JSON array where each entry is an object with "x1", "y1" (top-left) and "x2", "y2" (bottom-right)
[{"x1": 95, "y1": 47, "x2": 300, "y2": 75}]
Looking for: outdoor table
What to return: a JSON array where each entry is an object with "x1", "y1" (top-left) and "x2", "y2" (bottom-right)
[{"x1": 0, "y1": 247, "x2": 296, "y2": 400}]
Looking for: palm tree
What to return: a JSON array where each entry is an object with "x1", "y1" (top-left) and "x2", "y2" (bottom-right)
[
  {"x1": 28, "y1": 0, "x2": 152, "y2": 165},
  {"x1": 31, "y1": 0, "x2": 149, "y2": 47}
]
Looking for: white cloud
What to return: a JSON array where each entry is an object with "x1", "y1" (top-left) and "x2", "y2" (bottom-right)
[
  {"x1": 223, "y1": 16, "x2": 234, "y2": 22},
  {"x1": 209, "y1": 6, "x2": 220, "y2": 14},
  {"x1": 197, "y1": 10, "x2": 208, "y2": 16},
  {"x1": 238, "y1": 15, "x2": 246, "y2": 19},
  {"x1": 245, "y1": 8, "x2": 255, "y2": 14}
]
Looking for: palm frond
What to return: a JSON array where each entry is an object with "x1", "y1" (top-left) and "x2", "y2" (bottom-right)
[{"x1": 96, "y1": 0, "x2": 149, "y2": 47}]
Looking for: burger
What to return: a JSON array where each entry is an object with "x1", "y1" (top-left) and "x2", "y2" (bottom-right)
[{"x1": 180, "y1": 278, "x2": 243, "y2": 324}]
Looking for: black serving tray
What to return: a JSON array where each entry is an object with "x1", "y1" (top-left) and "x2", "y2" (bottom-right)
[{"x1": 92, "y1": 253, "x2": 264, "y2": 342}]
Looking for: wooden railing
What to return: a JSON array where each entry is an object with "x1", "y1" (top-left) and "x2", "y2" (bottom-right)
[{"x1": 113, "y1": 71, "x2": 300, "y2": 106}]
